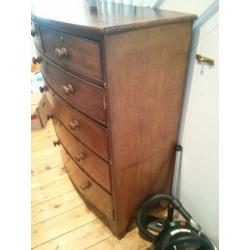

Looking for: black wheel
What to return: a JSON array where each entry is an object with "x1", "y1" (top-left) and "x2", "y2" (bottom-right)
[{"x1": 136, "y1": 194, "x2": 175, "y2": 242}]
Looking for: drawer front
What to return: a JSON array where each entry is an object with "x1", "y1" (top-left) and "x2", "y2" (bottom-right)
[
  {"x1": 40, "y1": 27, "x2": 103, "y2": 81},
  {"x1": 46, "y1": 86, "x2": 109, "y2": 161},
  {"x1": 53, "y1": 117, "x2": 111, "y2": 192},
  {"x1": 31, "y1": 20, "x2": 43, "y2": 51},
  {"x1": 60, "y1": 147, "x2": 113, "y2": 220},
  {"x1": 40, "y1": 56, "x2": 106, "y2": 124}
]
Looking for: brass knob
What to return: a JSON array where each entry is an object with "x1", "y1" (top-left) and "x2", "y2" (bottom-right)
[
  {"x1": 62, "y1": 84, "x2": 74, "y2": 95},
  {"x1": 46, "y1": 114, "x2": 54, "y2": 120},
  {"x1": 196, "y1": 54, "x2": 214, "y2": 66},
  {"x1": 75, "y1": 152, "x2": 85, "y2": 162},
  {"x1": 55, "y1": 47, "x2": 68, "y2": 59},
  {"x1": 53, "y1": 140, "x2": 60, "y2": 146},
  {"x1": 39, "y1": 85, "x2": 48, "y2": 93},
  {"x1": 32, "y1": 56, "x2": 42, "y2": 64},
  {"x1": 69, "y1": 120, "x2": 80, "y2": 130}
]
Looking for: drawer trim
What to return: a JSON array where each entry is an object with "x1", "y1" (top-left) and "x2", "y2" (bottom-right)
[
  {"x1": 46, "y1": 89, "x2": 110, "y2": 162},
  {"x1": 60, "y1": 137, "x2": 112, "y2": 194},
  {"x1": 39, "y1": 54, "x2": 107, "y2": 126},
  {"x1": 40, "y1": 26, "x2": 104, "y2": 84},
  {"x1": 60, "y1": 146, "x2": 113, "y2": 220},
  {"x1": 53, "y1": 116, "x2": 112, "y2": 193}
]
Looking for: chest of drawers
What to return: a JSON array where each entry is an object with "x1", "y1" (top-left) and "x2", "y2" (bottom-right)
[{"x1": 32, "y1": 0, "x2": 196, "y2": 237}]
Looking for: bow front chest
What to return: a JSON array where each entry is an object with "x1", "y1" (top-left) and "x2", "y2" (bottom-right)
[{"x1": 32, "y1": 0, "x2": 196, "y2": 237}]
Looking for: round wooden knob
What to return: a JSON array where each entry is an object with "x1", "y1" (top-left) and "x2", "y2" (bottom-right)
[
  {"x1": 75, "y1": 152, "x2": 85, "y2": 162},
  {"x1": 81, "y1": 180, "x2": 92, "y2": 191},
  {"x1": 53, "y1": 140, "x2": 60, "y2": 146},
  {"x1": 62, "y1": 84, "x2": 74, "y2": 95},
  {"x1": 39, "y1": 85, "x2": 48, "y2": 93},
  {"x1": 46, "y1": 114, "x2": 54, "y2": 120},
  {"x1": 85, "y1": 180, "x2": 92, "y2": 189},
  {"x1": 55, "y1": 47, "x2": 68, "y2": 59},
  {"x1": 32, "y1": 56, "x2": 42, "y2": 64},
  {"x1": 69, "y1": 120, "x2": 80, "y2": 130}
]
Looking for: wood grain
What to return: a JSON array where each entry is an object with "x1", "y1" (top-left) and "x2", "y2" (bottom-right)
[
  {"x1": 46, "y1": 87, "x2": 109, "y2": 161},
  {"x1": 32, "y1": 165, "x2": 67, "y2": 190},
  {"x1": 32, "y1": 176, "x2": 75, "y2": 207},
  {"x1": 31, "y1": 119, "x2": 153, "y2": 249},
  {"x1": 53, "y1": 117, "x2": 111, "y2": 192},
  {"x1": 32, "y1": 205, "x2": 97, "y2": 248},
  {"x1": 104, "y1": 22, "x2": 193, "y2": 234},
  {"x1": 60, "y1": 147, "x2": 113, "y2": 221},
  {"x1": 31, "y1": 19, "x2": 43, "y2": 51},
  {"x1": 33, "y1": 219, "x2": 112, "y2": 250},
  {"x1": 33, "y1": 3, "x2": 195, "y2": 237},
  {"x1": 40, "y1": 55, "x2": 106, "y2": 124},
  {"x1": 32, "y1": 191, "x2": 83, "y2": 226},
  {"x1": 87, "y1": 229, "x2": 150, "y2": 250},
  {"x1": 40, "y1": 27, "x2": 103, "y2": 81}
]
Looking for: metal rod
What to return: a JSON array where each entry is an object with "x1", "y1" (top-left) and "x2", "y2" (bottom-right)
[{"x1": 172, "y1": 145, "x2": 183, "y2": 198}]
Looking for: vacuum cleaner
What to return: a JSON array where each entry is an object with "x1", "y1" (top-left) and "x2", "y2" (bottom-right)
[{"x1": 136, "y1": 145, "x2": 217, "y2": 250}]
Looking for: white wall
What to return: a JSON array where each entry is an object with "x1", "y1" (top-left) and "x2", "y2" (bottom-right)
[
  {"x1": 158, "y1": 1, "x2": 219, "y2": 247},
  {"x1": 160, "y1": 0, "x2": 215, "y2": 16},
  {"x1": 179, "y1": 11, "x2": 218, "y2": 247}
]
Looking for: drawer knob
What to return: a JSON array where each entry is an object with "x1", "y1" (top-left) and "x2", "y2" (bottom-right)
[
  {"x1": 62, "y1": 84, "x2": 74, "y2": 95},
  {"x1": 75, "y1": 152, "x2": 85, "y2": 162},
  {"x1": 81, "y1": 180, "x2": 92, "y2": 191},
  {"x1": 39, "y1": 85, "x2": 48, "y2": 93},
  {"x1": 31, "y1": 29, "x2": 36, "y2": 37},
  {"x1": 46, "y1": 114, "x2": 54, "y2": 120},
  {"x1": 53, "y1": 140, "x2": 60, "y2": 146},
  {"x1": 69, "y1": 120, "x2": 80, "y2": 130},
  {"x1": 55, "y1": 47, "x2": 68, "y2": 59},
  {"x1": 32, "y1": 56, "x2": 42, "y2": 64}
]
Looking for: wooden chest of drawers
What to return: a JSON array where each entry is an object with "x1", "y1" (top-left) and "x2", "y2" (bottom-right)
[{"x1": 32, "y1": 0, "x2": 196, "y2": 237}]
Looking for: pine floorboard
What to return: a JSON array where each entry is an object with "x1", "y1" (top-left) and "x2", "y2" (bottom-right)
[{"x1": 32, "y1": 121, "x2": 150, "y2": 249}]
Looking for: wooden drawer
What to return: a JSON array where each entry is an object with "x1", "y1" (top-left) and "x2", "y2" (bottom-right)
[
  {"x1": 40, "y1": 27, "x2": 103, "y2": 81},
  {"x1": 60, "y1": 146, "x2": 113, "y2": 220},
  {"x1": 40, "y1": 56, "x2": 106, "y2": 124},
  {"x1": 31, "y1": 19, "x2": 43, "y2": 51},
  {"x1": 46, "y1": 86, "x2": 109, "y2": 161},
  {"x1": 53, "y1": 117, "x2": 111, "y2": 192}
]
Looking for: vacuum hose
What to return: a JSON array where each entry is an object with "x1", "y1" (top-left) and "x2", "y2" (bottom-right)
[
  {"x1": 136, "y1": 194, "x2": 194, "y2": 242},
  {"x1": 136, "y1": 194, "x2": 216, "y2": 249}
]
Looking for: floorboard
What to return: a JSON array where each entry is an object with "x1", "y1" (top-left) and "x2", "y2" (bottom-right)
[{"x1": 32, "y1": 121, "x2": 150, "y2": 249}]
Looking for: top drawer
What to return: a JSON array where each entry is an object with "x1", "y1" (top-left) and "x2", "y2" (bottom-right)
[{"x1": 40, "y1": 27, "x2": 103, "y2": 82}]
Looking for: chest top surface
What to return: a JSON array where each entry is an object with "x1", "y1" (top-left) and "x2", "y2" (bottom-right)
[{"x1": 31, "y1": 0, "x2": 196, "y2": 35}]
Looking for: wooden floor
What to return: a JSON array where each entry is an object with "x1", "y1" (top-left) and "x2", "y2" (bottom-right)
[{"x1": 32, "y1": 121, "x2": 150, "y2": 250}]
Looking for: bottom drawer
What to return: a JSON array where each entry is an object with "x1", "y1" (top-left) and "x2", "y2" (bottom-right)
[{"x1": 60, "y1": 147, "x2": 113, "y2": 221}]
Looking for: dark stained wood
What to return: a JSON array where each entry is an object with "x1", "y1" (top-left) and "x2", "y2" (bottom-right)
[
  {"x1": 46, "y1": 86, "x2": 109, "y2": 161},
  {"x1": 39, "y1": 54, "x2": 107, "y2": 124},
  {"x1": 53, "y1": 116, "x2": 111, "y2": 192},
  {"x1": 32, "y1": 1, "x2": 196, "y2": 36},
  {"x1": 40, "y1": 27, "x2": 103, "y2": 81},
  {"x1": 31, "y1": 19, "x2": 43, "y2": 51},
  {"x1": 104, "y1": 22, "x2": 193, "y2": 235},
  {"x1": 32, "y1": 1, "x2": 195, "y2": 238},
  {"x1": 60, "y1": 146, "x2": 113, "y2": 221}
]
